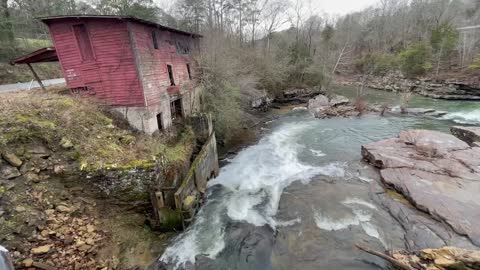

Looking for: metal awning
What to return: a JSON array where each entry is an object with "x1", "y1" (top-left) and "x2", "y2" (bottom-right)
[
  {"x1": 10, "y1": 47, "x2": 59, "y2": 91},
  {"x1": 10, "y1": 47, "x2": 58, "y2": 65}
]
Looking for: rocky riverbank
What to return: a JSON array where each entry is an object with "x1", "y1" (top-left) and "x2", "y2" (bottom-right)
[
  {"x1": 339, "y1": 72, "x2": 480, "y2": 100},
  {"x1": 361, "y1": 126, "x2": 480, "y2": 269}
]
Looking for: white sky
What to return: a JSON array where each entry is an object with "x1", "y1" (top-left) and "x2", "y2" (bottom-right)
[
  {"x1": 155, "y1": 0, "x2": 380, "y2": 16},
  {"x1": 311, "y1": 0, "x2": 379, "y2": 16}
]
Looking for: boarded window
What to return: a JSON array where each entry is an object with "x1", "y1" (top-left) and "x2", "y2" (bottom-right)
[
  {"x1": 73, "y1": 24, "x2": 94, "y2": 61},
  {"x1": 167, "y1": 65, "x2": 175, "y2": 86},
  {"x1": 186, "y1": 64, "x2": 192, "y2": 80},
  {"x1": 152, "y1": 30, "x2": 159, "y2": 49}
]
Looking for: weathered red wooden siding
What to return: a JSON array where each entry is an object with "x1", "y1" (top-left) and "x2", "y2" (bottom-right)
[
  {"x1": 128, "y1": 21, "x2": 198, "y2": 107},
  {"x1": 46, "y1": 18, "x2": 145, "y2": 106}
]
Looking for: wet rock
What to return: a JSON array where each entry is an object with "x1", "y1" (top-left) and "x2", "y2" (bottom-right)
[
  {"x1": 363, "y1": 129, "x2": 480, "y2": 246},
  {"x1": 59, "y1": 137, "x2": 74, "y2": 149},
  {"x1": 451, "y1": 126, "x2": 480, "y2": 146},
  {"x1": 1, "y1": 151, "x2": 22, "y2": 167},
  {"x1": 31, "y1": 245, "x2": 51, "y2": 255},
  {"x1": 329, "y1": 94, "x2": 349, "y2": 107},
  {"x1": 405, "y1": 108, "x2": 436, "y2": 115},
  {"x1": 0, "y1": 164, "x2": 21, "y2": 179}
]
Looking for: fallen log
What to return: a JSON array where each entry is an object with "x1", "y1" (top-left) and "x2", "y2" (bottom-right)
[{"x1": 355, "y1": 244, "x2": 414, "y2": 270}]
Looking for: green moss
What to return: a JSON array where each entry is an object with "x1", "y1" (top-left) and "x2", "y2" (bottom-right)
[{"x1": 158, "y1": 208, "x2": 183, "y2": 231}]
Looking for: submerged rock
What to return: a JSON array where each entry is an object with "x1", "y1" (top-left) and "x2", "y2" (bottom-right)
[{"x1": 362, "y1": 129, "x2": 480, "y2": 246}]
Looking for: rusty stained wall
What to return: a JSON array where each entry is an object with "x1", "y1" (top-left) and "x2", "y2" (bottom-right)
[
  {"x1": 128, "y1": 21, "x2": 200, "y2": 130},
  {"x1": 46, "y1": 18, "x2": 145, "y2": 106}
]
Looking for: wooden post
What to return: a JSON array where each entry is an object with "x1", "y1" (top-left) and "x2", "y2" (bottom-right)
[{"x1": 27, "y1": 63, "x2": 47, "y2": 91}]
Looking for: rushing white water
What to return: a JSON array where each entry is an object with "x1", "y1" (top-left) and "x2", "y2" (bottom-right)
[
  {"x1": 443, "y1": 109, "x2": 480, "y2": 124},
  {"x1": 160, "y1": 121, "x2": 345, "y2": 268}
]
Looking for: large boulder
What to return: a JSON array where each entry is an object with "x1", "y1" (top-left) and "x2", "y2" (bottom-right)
[
  {"x1": 451, "y1": 126, "x2": 480, "y2": 146},
  {"x1": 307, "y1": 94, "x2": 329, "y2": 113},
  {"x1": 329, "y1": 94, "x2": 349, "y2": 107},
  {"x1": 362, "y1": 129, "x2": 480, "y2": 246}
]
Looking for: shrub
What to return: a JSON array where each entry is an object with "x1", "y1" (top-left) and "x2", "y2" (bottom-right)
[
  {"x1": 355, "y1": 53, "x2": 398, "y2": 75},
  {"x1": 397, "y1": 43, "x2": 432, "y2": 77},
  {"x1": 469, "y1": 54, "x2": 480, "y2": 69}
]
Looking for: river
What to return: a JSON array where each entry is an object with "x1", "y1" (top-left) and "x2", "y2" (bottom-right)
[{"x1": 155, "y1": 86, "x2": 480, "y2": 270}]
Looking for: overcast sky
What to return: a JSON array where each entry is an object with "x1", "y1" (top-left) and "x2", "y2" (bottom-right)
[
  {"x1": 311, "y1": 0, "x2": 379, "y2": 15},
  {"x1": 155, "y1": 0, "x2": 380, "y2": 16}
]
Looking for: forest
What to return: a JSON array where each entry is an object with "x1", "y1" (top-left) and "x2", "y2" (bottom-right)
[{"x1": 1, "y1": 0, "x2": 480, "y2": 139}]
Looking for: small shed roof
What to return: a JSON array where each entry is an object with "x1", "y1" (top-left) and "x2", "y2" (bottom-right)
[
  {"x1": 10, "y1": 47, "x2": 58, "y2": 65},
  {"x1": 38, "y1": 15, "x2": 203, "y2": 38}
]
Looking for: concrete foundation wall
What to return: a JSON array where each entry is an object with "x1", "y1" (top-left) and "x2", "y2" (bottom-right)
[{"x1": 113, "y1": 100, "x2": 172, "y2": 134}]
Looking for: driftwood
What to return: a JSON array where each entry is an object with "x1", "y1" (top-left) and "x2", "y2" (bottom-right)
[{"x1": 355, "y1": 244, "x2": 414, "y2": 270}]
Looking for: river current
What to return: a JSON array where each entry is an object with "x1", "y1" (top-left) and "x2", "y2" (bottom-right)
[{"x1": 157, "y1": 86, "x2": 480, "y2": 270}]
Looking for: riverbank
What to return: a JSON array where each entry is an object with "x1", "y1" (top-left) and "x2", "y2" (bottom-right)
[
  {"x1": 337, "y1": 72, "x2": 480, "y2": 100},
  {"x1": 0, "y1": 90, "x2": 200, "y2": 269}
]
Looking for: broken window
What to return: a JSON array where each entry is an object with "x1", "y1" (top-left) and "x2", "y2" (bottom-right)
[
  {"x1": 73, "y1": 24, "x2": 94, "y2": 61},
  {"x1": 152, "y1": 30, "x2": 159, "y2": 49},
  {"x1": 156, "y1": 113, "x2": 163, "y2": 130},
  {"x1": 167, "y1": 64, "x2": 175, "y2": 86},
  {"x1": 171, "y1": 98, "x2": 183, "y2": 119}
]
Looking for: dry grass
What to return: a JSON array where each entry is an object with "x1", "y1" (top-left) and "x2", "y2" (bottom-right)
[
  {"x1": 0, "y1": 91, "x2": 195, "y2": 170},
  {"x1": 354, "y1": 97, "x2": 368, "y2": 115}
]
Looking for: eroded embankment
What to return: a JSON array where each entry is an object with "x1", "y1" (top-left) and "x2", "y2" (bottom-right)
[{"x1": 0, "y1": 91, "x2": 201, "y2": 269}]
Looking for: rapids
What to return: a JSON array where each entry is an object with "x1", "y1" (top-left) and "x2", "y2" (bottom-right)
[{"x1": 157, "y1": 86, "x2": 480, "y2": 270}]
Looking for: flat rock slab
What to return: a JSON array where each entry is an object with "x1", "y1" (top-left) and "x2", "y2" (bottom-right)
[
  {"x1": 451, "y1": 126, "x2": 480, "y2": 146},
  {"x1": 362, "y1": 129, "x2": 480, "y2": 247}
]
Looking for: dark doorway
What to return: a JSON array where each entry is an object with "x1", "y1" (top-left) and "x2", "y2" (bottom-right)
[
  {"x1": 167, "y1": 64, "x2": 175, "y2": 86},
  {"x1": 156, "y1": 113, "x2": 163, "y2": 130},
  {"x1": 170, "y1": 98, "x2": 183, "y2": 120}
]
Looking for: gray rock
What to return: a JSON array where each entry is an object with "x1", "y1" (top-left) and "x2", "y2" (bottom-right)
[
  {"x1": 329, "y1": 94, "x2": 349, "y2": 107},
  {"x1": 24, "y1": 172, "x2": 40, "y2": 183},
  {"x1": 26, "y1": 145, "x2": 50, "y2": 158},
  {"x1": 1, "y1": 151, "x2": 22, "y2": 167},
  {"x1": 0, "y1": 165, "x2": 21, "y2": 179},
  {"x1": 307, "y1": 95, "x2": 329, "y2": 113},
  {"x1": 451, "y1": 126, "x2": 480, "y2": 146},
  {"x1": 362, "y1": 129, "x2": 480, "y2": 246},
  {"x1": 406, "y1": 108, "x2": 436, "y2": 115}
]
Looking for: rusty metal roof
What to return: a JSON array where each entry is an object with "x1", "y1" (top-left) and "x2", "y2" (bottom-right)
[
  {"x1": 38, "y1": 15, "x2": 203, "y2": 38},
  {"x1": 10, "y1": 47, "x2": 58, "y2": 65}
]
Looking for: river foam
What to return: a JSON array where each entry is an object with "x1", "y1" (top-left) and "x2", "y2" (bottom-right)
[
  {"x1": 443, "y1": 109, "x2": 480, "y2": 124},
  {"x1": 160, "y1": 121, "x2": 345, "y2": 268},
  {"x1": 314, "y1": 197, "x2": 386, "y2": 247}
]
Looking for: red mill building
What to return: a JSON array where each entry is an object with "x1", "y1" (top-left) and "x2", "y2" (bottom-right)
[{"x1": 12, "y1": 15, "x2": 202, "y2": 133}]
